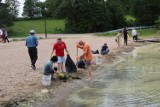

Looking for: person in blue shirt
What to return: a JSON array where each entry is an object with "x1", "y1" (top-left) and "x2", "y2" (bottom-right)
[
  {"x1": 44, "y1": 56, "x2": 58, "y2": 79},
  {"x1": 26, "y1": 30, "x2": 38, "y2": 70}
]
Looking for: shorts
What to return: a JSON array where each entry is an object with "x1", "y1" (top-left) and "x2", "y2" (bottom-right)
[
  {"x1": 85, "y1": 60, "x2": 91, "y2": 67},
  {"x1": 57, "y1": 56, "x2": 65, "y2": 63}
]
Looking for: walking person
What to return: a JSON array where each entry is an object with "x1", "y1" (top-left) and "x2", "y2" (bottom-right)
[
  {"x1": 4, "y1": 29, "x2": 9, "y2": 43},
  {"x1": 26, "y1": 30, "x2": 38, "y2": 70},
  {"x1": 123, "y1": 27, "x2": 128, "y2": 46},
  {"x1": 131, "y1": 28, "x2": 138, "y2": 41},
  {"x1": 0, "y1": 27, "x2": 6, "y2": 45},
  {"x1": 76, "y1": 40, "x2": 93, "y2": 80},
  {"x1": 51, "y1": 37, "x2": 68, "y2": 72},
  {"x1": 0, "y1": 28, "x2": 3, "y2": 44}
]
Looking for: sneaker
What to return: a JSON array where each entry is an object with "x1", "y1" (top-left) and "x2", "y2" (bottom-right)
[{"x1": 31, "y1": 65, "x2": 36, "y2": 70}]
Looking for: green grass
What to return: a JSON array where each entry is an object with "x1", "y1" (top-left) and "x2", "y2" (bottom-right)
[
  {"x1": 9, "y1": 19, "x2": 65, "y2": 37},
  {"x1": 96, "y1": 28, "x2": 159, "y2": 37},
  {"x1": 138, "y1": 29, "x2": 158, "y2": 36},
  {"x1": 96, "y1": 32, "x2": 117, "y2": 37}
]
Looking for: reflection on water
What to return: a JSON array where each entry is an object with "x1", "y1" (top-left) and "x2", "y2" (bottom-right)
[{"x1": 57, "y1": 43, "x2": 160, "y2": 107}]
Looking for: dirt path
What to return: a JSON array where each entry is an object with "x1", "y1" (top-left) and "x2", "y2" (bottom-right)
[{"x1": 0, "y1": 34, "x2": 137, "y2": 106}]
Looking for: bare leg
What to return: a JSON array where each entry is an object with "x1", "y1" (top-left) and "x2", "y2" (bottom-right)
[
  {"x1": 58, "y1": 63, "x2": 61, "y2": 72},
  {"x1": 87, "y1": 66, "x2": 92, "y2": 80},
  {"x1": 61, "y1": 62, "x2": 64, "y2": 72}
]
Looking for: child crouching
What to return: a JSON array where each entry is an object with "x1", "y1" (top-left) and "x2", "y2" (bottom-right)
[{"x1": 42, "y1": 56, "x2": 58, "y2": 86}]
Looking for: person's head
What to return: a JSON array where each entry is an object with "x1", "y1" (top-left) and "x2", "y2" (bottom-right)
[
  {"x1": 57, "y1": 37, "x2": 62, "y2": 43},
  {"x1": 30, "y1": 30, "x2": 36, "y2": 35},
  {"x1": 78, "y1": 40, "x2": 85, "y2": 46},
  {"x1": 104, "y1": 43, "x2": 107, "y2": 46},
  {"x1": 50, "y1": 56, "x2": 58, "y2": 63}
]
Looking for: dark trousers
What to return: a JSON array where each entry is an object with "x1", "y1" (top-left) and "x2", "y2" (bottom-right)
[
  {"x1": 124, "y1": 37, "x2": 128, "y2": 46},
  {"x1": 4, "y1": 37, "x2": 9, "y2": 43},
  {"x1": 133, "y1": 35, "x2": 138, "y2": 41},
  {"x1": 28, "y1": 47, "x2": 38, "y2": 66}
]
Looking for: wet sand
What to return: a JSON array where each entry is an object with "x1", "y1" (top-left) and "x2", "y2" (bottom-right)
[{"x1": 0, "y1": 34, "x2": 142, "y2": 106}]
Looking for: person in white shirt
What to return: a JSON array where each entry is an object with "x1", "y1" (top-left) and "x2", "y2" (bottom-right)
[
  {"x1": 131, "y1": 28, "x2": 138, "y2": 41},
  {"x1": 0, "y1": 28, "x2": 5, "y2": 44},
  {"x1": 115, "y1": 31, "x2": 122, "y2": 51},
  {"x1": 0, "y1": 29, "x2": 2, "y2": 36}
]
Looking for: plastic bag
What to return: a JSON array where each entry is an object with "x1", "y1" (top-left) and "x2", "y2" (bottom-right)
[
  {"x1": 65, "y1": 55, "x2": 77, "y2": 73},
  {"x1": 42, "y1": 75, "x2": 51, "y2": 86},
  {"x1": 96, "y1": 56, "x2": 102, "y2": 65}
]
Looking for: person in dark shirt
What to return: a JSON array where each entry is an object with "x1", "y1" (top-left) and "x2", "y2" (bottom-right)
[
  {"x1": 101, "y1": 43, "x2": 109, "y2": 55},
  {"x1": 123, "y1": 27, "x2": 128, "y2": 46}
]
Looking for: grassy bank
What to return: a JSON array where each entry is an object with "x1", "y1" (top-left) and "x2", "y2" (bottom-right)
[
  {"x1": 9, "y1": 19, "x2": 65, "y2": 38},
  {"x1": 96, "y1": 28, "x2": 159, "y2": 38}
]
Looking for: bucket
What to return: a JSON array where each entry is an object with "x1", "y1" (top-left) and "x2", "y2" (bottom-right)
[
  {"x1": 96, "y1": 56, "x2": 102, "y2": 65},
  {"x1": 42, "y1": 75, "x2": 51, "y2": 86}
]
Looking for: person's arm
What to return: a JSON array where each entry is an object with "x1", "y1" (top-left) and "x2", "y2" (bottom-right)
[
  {"x1": 76, "y1": 44, "x2": 83, "y2": 49},
  {"x1": 51, "y1": 44, "x2": 56, "y2": 58},
  {"x1": 25, "y1": 39, "x2": 28, "y2": 46},
  {"x1": 51, "y1": 50, "x2": 54, "y2": 58},
  {"x1": 36, "y1": 37, "x2": 38, "y2": 46},
  {"x1": 64, "y1": 42, "x2": 69, "y2": 54}
]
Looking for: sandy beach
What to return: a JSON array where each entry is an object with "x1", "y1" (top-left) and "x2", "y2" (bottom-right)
[{"x1": 0, "y1": 34, "x2": 141, "y2": 106}]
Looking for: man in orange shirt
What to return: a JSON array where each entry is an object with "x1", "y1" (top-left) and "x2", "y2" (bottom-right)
[{"x1": 76, "y1": 40, "x2": 93, "y2": 80}]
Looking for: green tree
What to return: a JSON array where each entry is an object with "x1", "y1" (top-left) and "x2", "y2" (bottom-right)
[
  {"x1": 0, "y1": 1, "x2": 13, "y2": 27},
  {"x1": 107, "y1": 0, "x2": 126, "y2": 29},
  {"x1": 65, "y1": 0, "x2": 111, "y2": 33},
  {"x1": 131, "y1": 0, "x2": 160, "y2": 25},
  {"x1": 5, "y1": 0, "x2": 20, "y2": 18},
  {"x1": 23, "y1": 0, "x2": 40, "y2": 18},
  {"x1": 35, "y1": 1, "x2": 46, "y2": 17},
  {"x1": 46, "y1": 0, "x2": 68, "y2": 18}
]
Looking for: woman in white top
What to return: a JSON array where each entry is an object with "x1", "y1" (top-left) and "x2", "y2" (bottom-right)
[
  {"x1": 131, "y1": 28, "x2": 138, "y2": 41},
  {"x1": 115, "y1": 31, "x2": 122, "y2": 52}
]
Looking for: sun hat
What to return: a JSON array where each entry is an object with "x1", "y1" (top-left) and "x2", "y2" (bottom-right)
[{"x1": 30, "y1": 30, "x2": 36, "y2": 34}]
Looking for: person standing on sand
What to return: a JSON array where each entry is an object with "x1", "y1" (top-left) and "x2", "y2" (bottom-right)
[
  {"x1": 76, "y1": 40, "x2": 93, "y2": 80},
  {"x1": 51, "y1": 37, "x2": 69, "y2": 72},
  {"x1": 115, "y1": 31, "x2": 122, "y2": 51},
  {"x1": 4, "y1": 29, "x2": 9, "y2": 43},
  {"x1": 0, "y1": 27, "x2": 6, "y2": 45},
  {"x1": 26, "y1": 30, "x2": 38, "y2": 70},
  {"x1": 131, "y1": 28, "x2": 138, "y2": 41},
  {"x1": 123, "y1": 27, "x2": 128, "y2": 46}
]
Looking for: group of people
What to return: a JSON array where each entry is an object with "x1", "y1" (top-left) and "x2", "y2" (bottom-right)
[
  {"x1": 25, "y1": 30, "x2": 94, "y2": 80},
  {"x1": 0, "y1": 27, "x2": 10, "y2": 45},
  {"x1": 25, "y1": 27, "x2": 138, "y2": 83},
  {"x1": 115, "y1": 27, "x2": 138, "y2": 50}
]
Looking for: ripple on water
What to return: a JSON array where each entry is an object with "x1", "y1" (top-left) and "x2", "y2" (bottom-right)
[{"x1": 57, "y1": 43, "x2": 160, "y2": 107}]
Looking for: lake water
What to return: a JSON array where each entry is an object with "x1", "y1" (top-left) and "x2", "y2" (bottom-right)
[{"x1": 56, "y1": 43, "x2": 160, "y2": 107}]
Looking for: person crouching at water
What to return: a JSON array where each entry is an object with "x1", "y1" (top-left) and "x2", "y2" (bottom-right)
[
  {"x1": 101, "y1": 43, "x2": 109, "y2": 55},
  {"x1": 26, "y1": 30, "x2": 38, "y2": 70},
  {"x1": 76, "y1": 40, "x2": 93, "y2": 80},
  {"x1": 51, "y1": 37, "x2": 69, "y2": 72},
  {"x1": 44, "y1": 56, "x2": 58, "y2": 79}
]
